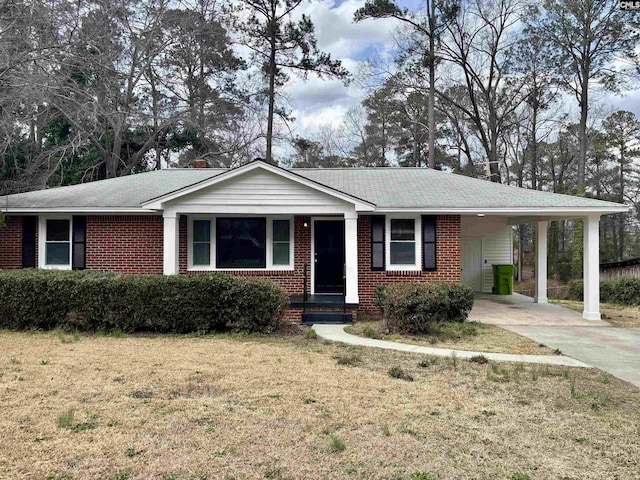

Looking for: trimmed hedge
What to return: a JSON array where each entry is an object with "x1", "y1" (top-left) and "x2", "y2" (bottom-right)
[
  {"x1": 0, "y1": 270, "x2": 288, "y2": 333},
  {"x1": 567, "y1": 277, "x2": 640, "y2": 306},
  {"x1": 375, "y1": 282, "x2": 475, "y2": 334}
]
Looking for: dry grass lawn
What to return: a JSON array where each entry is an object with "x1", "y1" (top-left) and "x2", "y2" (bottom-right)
[
  {"x1": 1, "y1": 330, "x2": 639, "y2": 480},
  {"x1": 347, "y1": 320, "x2": 556, "y2": 355},
  {"x1": 551, "y1": 300, "x2": 640, "y2": 328}
]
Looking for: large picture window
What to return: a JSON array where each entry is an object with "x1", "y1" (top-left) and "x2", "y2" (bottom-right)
[
  {"x1": 45, "y1": 219, "x2": 71, "y2": 266},
  {"x1": 216, "y1": 218, "x2": 266, "y2": 269},
  {"x1": 188, "y1": 216, "x2": 293, "y2": 270}
]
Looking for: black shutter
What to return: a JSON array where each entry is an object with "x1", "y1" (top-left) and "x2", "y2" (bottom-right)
[
  {"x1": 422, "y1": 216, "x2": 437, "y2": 271},
  {"x1": 371, "y1": 215, "x2": 385, "y2": 271},
  {"x1": 72, "y1": 216, "x2": 86, "y2": 270},
  {"x1": 22, "y1": 216, "x2": 37, "y2": 268}
]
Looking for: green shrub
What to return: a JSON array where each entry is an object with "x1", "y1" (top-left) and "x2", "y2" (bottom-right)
[
  {"x1": 376, "y1": 282, "x2": 474, "y2": 334},
  {"x1": 0, "y1": 270, "x2": 287, "y2": 334},
  {"x1": 387, "y1": 366, "x2": 414, "y2": 381},
  {"x1": 361, "y1": 325, "x2": 380, "y2": 339},
  {"x1": 567, "y1": 277, "x2": 640, "y2": 306}
]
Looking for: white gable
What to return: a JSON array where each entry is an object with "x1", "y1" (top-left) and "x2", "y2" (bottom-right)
[{"x1": 164, "y1": 169, "x2": 355, "y2": 215}]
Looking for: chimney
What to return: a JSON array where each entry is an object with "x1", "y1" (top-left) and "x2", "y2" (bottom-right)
[{"x1": 192, "y1": 159, "x2": 209, "y2": 168}]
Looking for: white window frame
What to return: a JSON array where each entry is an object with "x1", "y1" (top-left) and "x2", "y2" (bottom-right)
[
  {"x1": 385, "y1": 215, "x2": 422, "y2": 271},
  {"x1": 187, "y1": 215, "x2": 294, "y2": 271},
  {"x1": 38, "y1": 215, "x2": 73, "y2": 270}
]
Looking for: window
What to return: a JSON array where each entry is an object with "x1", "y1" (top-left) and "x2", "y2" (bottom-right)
[
  {"x1": 192, "y1": 220, "x2": 211, "y2": 266},
  {"x1": 272, "y1": 219, "x2": 290, "y2": 266},
  {"x1": 189, "y1": 216, "x2": 292, "y2": 270},
  {"x1": 422, "y1": 216, "x2": 437, "y2": 271},
  {"x1": 371, "y1": 216, "x2": 385, "y2": 270},
  {"x1": 390, "y1": 218, "x2": 416, "y2": 265},
  {"x1": 216, "y1": 218, "x2": 266, "y2": 268},
  {"x1": 45, "y1": 219, "x2": 71, "y2": 266}
]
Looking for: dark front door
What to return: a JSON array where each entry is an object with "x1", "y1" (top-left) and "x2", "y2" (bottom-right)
[{"x1": 314, "y1": 220, "x2": 345, "y2": 294}]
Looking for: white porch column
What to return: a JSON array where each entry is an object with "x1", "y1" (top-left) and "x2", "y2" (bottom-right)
[
  {"x1": 163, "y1": 213, "x2": 180, "y2": 275},
  {"x1": 583, "y1": 214, "x2": 601, "y2": 320},
  {"x1": 344, "y1": 211, "x2": 359, "y2": 304},
  {"x1": 534, "y1": 221, "x2": 548, "y2": 304}
]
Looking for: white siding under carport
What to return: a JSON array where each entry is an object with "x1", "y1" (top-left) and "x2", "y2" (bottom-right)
[
  {"x1": 461, "y1": 216, "x2": 514, "y2": 293},
  {"x1": 480, "y1": 228, "x2": 513, "y2": 293}
]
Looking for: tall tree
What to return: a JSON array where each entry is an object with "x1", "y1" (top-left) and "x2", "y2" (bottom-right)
[
  {"x1": 527, "y1": 0, "x2": 639, "y2": 194},
  {"x1": 354, "y1": 0, "x2": 458, "y2": 169},
  {"x1": 438, "y1": 0, "x2": 527, "y2": 182},
  {"x1": 601, "y1": 110, "x2": 640, "y2": 260},
  {"x1": 236, "y1": 0, "x2": 348, "y2": 164}
]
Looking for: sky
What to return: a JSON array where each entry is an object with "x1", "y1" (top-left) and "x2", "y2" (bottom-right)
[
  {"x1": 281, "y1": 0, "x2": 400, "y2": 136},
  {"x1": 281, "y1": 0, "x2": 640, "y2": 146}
]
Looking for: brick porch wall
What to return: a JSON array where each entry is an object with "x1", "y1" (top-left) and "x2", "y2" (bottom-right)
[
  {"x1": 357, "y1": 215, "x2": 462, "y2": 312},
  {"x1": 86, "y1": 215, "x2": 163, "y2": 274},
  {"x1": 0, "y1": 216, "x2": 38, "y2": 269},
  {"x1": 180, "y1": 215, "x2": 312, "y2": 298}
]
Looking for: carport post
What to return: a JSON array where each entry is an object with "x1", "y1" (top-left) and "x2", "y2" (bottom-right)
[
  {"x1": 534, "y1": 221, "x2": 548, "y2": 304},
  {"x1": 583, "y1": 215, "x2": 601, "y2": 320}
]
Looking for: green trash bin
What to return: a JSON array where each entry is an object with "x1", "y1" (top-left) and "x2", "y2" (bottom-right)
[{"x1": 492, "y1": 264, "x2": 514, "y2": 295}]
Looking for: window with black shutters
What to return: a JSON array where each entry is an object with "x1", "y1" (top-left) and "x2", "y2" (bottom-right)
[
  {"x1": 422, "y1": 215, "x2": 437, "y2": 271},
  {"x1": 371, "y1": 216, "x2": 385, "y2": 270}
]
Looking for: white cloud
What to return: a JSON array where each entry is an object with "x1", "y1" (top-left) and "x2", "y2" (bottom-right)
[{"x1": 281, "y1": 0, "x2": 400, "y2": 136}]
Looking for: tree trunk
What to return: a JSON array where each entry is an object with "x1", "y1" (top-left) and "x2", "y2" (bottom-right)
[
  {"x1": 265, "y1": 9, "x2": 277, "y2": 164},
  {"x1": 427, "y1": 0, "x2": 436, "y2": 169},
  {"x1": 531, "y1": 100, "x2": 538, "y2": 190},
  {"x1": 619, "y1": 146, "x2": 625, "y2": 260},
  {"x1": 577, "y1": 70, "x2": 588, "y2": 192}
]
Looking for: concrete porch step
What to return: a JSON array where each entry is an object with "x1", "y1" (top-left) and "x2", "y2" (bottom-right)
[{"x1": 301, "y1": 311, "x2": 353, "y2": 325}]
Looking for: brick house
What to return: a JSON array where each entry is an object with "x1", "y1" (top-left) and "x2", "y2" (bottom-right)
[{"x1": 0, "y1": 160, "x2": 628, "y2": 322}]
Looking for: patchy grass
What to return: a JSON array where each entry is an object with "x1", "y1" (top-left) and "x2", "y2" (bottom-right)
[
  {"x1": 346, "y1": 319, "x2": 557, "y2": 355},
  {"x1": 0, "y1": 331, "x2": 639, "y2": 479},
  {"x1": 552, "y1": 300, "x2": 640, "y2": 328}
]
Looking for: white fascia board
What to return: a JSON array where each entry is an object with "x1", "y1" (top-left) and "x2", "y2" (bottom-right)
[
  {"x1": 1, "y1": 207, "x2": 158, "y2": 214},
  {"x1": 373, "y1": 205, "x2": 631, "y2": 215},
  {"x1": 141, "y1": 161, "x2": 376, "y2": 211}
]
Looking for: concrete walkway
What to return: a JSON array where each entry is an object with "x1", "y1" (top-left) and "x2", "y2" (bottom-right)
[
  {"x1": 469, "y1": 294, "x2": 640, "y2": 387},
  {"x1": 312, "y1": 324, "x2": 591, "y2": 368},
  {"x1": 469, "y1": 293, "x2": 610, "y2": 326},
  {"x1": 503, "y1": 325, "x2": 640, "y2": 387}
]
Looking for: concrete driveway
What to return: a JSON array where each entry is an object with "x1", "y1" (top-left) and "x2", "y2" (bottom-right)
[{"x1": 471, "y1": 293, "x2": 640, "y2": 387}]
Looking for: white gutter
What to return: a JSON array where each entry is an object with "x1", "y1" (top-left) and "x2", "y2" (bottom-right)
[{"x1": 374, "y1": 206, "x2": 631, "y2": 215}]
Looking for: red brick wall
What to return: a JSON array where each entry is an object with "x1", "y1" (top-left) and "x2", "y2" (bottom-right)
[
  {"x1": 357, "y1": 215, "x2": 461, "y2": 312},
  {"x1": 86, "y1": 215, "x2": 163, "y2": 274},
  {"x1": 181, "y1": 215, "x2": 312, "y2": 298},
  {"x1": 0, "y1": 216, "x2": 37, "y2": 269}
]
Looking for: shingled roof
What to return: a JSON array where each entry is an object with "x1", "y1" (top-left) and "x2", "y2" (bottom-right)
[{"x1": 0, "y1": 161, "x2": 628, "y2": 214}]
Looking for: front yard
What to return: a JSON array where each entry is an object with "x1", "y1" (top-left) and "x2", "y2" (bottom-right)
[
  {"x1": 552, "y1": 300, "x2": 640, "y2": 328},
  {"x1": 1, "y1": 330, "x2": 639, "y2": 480},
  {"x1": 346, "y1": 319, "x2": 557, "y2": 355}
]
